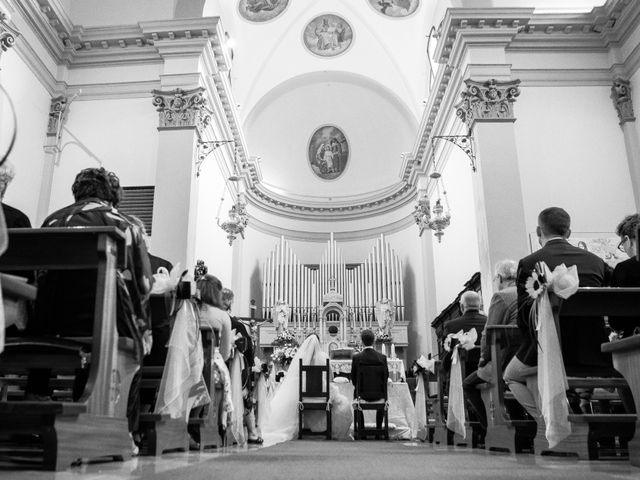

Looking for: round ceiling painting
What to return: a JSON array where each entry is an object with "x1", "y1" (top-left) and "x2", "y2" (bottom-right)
[
  {"x1": 238, "y1": 0, "x2": 289, "y2": 23},
  {"x1": 368, "y1": 0, "x2": 419, "y2": 18},
  {"x1": 303, "y1": 14, "x2": 353, "y2": 58},
  {"x1": 308, "y1": 125, "x2": 349, "y2": 180}
]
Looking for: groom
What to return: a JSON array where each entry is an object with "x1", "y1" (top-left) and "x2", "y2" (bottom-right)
[{"x1": 351, "y1": 329, "x2": 389, "y2": 436}]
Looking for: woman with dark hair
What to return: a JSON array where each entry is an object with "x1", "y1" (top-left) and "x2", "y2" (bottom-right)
[
  {"x1": 610, "y1": 213, "x2": 640, "y2": 337},
  {"x1": 196, "y1": 274, "x2": 232, "y2": 361}
]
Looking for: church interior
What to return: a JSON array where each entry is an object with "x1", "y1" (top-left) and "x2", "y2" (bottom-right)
[{"x1": 1, "y1": 0, "x2": 640, "y2": 478}]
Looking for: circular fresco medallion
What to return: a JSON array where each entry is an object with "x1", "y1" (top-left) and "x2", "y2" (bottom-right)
[
  {"x1": 368, "y1": 0, "x2": 420, "y2": 18},
  {"x1": 308, "y1": 125, "x2": 349, "y2": 180},
  {"x1": 303, "y1": 14, "x2": 353, "y2": 58},
  {"x1": 238, "y1": 0, "x2": 289, "y2": 23}
]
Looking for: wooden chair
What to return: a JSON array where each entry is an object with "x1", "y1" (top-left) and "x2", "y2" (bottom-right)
[
  {"x1": 0, "y1": 227, "x2": 135, "y2": 470},
  {"x1": 524, "y1": 288, "x2": 639, "y2": 459},
  {"x1": 353, "y1": 364, "x2": 388, "y2": 440},
  {"x1": 478, "y1": 325, "x2": 536, "y2": 453},
  {"x1": 298, "y1": 358, "x2": 332, "y2": 440}
]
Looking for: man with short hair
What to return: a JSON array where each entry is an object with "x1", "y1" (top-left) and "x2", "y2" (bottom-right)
[
  {"x1": 351, "y1": 329, "x2": 389, "y2": 436},
  {"x1": 504, "y1": 207, "x2": 611, "y2": 421},
  {"x1": 462, "y1": 260, "x2": 519, "y2": 439},
  {"x1": 443, "y1": 290, "x2": 486, "y2": 376}
]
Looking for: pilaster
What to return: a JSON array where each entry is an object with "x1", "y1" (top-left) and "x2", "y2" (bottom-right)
[
  {"x1": 36, "y1": 94, "x2": 70, "y2": 224},
  {"x1": 611, "y1": 77, "x2": 640, "y2": 211}
]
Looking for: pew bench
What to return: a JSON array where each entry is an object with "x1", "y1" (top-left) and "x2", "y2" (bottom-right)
[
  {"x1": 479, "y1": 325, "x2": 535, "y2": 454},
  {"x1": 602, "y1": 334, "x2": 640, "y2": 466},
  {"x1": 188, "y1": 326, "x2": 223, "y2": 450},
  {"x1": 0, "y1": 227, "x2": 134, "y2": 470},
  {"x1": 521, "y1": 288, "x2": 640, "y2": 460},
  {"x1": 137, "y1": 294, "x2": 189, "y2": 456}
]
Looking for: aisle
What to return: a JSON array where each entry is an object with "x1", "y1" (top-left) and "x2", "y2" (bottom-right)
[{"x1": 4, "y1": 441, "x2": 640, "y2": 480}]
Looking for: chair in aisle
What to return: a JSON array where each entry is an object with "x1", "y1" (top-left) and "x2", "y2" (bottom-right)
[
  {"x1": 353, "y1": 364, "x2": 389, "y2": 440},
  {"x1": 298, "y1": 358, "x2": 332, "y2": 440}
]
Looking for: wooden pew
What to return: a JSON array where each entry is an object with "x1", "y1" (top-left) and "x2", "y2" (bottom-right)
[
  {"x1": 0, "y1": 227, "x2": 134, "y2": 470},
  {"x1": 524, "y1": 288, "x2": 639, "y2": 459},
  {"x1": 479, "y1": 325, "x2": 535, "y2": 453},
  {"x1": 137, "y1": 294, "x2": 189, "y2": 456},
  {"x1": 602, "y1": 328, "x2": 640, "y2": 466},
  {"x1": 188, "y1": 326, "x2": 223, "y2": 450}
]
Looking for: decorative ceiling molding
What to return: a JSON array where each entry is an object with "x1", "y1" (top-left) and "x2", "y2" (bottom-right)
[
  {"x1": 409, "y1": 0, "x2": 640, "y2": 181},
  {"x1": 245, "y1": 181, "x2": 416, "y2": 221},
  {"x1": 248, "y1": 211, "x2": 417, "y2": 242}
]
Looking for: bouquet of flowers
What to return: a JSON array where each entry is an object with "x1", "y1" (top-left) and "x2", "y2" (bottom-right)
[
  {"x1": 375, "y1": 328, "x2": 392, "y2": 343},
  {"x1": 270, "y1": 329, "x2": 299, "y2": 367}
]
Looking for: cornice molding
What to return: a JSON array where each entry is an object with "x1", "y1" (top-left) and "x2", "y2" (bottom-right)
[
  {"x1": 248, "y1": 212, "x2": 416, "y2": 242},
  {"x1": 244, "y1": 181, "x2": 416, "y2": 221}
]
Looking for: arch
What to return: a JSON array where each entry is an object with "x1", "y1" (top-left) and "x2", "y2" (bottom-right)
[{"x1": 243, "y1": 70, "x2": 418, "y2": 134}]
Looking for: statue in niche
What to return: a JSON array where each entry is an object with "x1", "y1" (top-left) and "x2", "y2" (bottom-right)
[
  {"x1": 375, "y1": 298, "x2": 395, "y2": 337},
  {"x1": 272, "y1": 299, "x2": 290, "y2": 335}
]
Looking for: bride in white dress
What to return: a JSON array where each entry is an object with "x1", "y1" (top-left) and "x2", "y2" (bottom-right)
[{"x1": 262, "y1": 334, "x2": 353, "y2": 444}]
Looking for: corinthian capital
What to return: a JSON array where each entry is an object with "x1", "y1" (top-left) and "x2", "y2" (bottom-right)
[
  {"x1": 611, "y1": 77, "x2": 635, "y2": 125},
  {"x1": 151, "y1": 87, "x2": 211, "y2": 132},
  {"x1": 455, "y1": 79, "x2": 521, "y2": 129},
  {"x1": 47, "y1": 95, "x2": 70, "y2": 137},
  {"x1": 0, "y1": 9, "x2": 19, "y2": 54}
]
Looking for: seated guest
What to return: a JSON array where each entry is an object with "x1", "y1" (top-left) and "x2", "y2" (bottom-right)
[
  {"x1": 197, "y1": 275, "x2": 232, "y2": 361},
  {"x1": 504, "y1": 207, "x2": 611, "y2": 422},
  {"x1": 610, "y1": 213, "x2": 640, "y2": 337},
  {"x1": 463, "y1": 260, "x2": 519, "y2": 437},
  {"x1": 128, "y1": 216, "x2": 174, "y2": 366},
  {"x1": 0, "y1": 162, "x2": 31, "y2": 228},
  {"x1": 443, "y1": 291, "x2": 486, "y2": 376},
  {"x1": 28, "y1": 167, "x2": 152, "y2": 449},
  {"x1": 221, "y1": 288, "x2": 262, "y2": 444},
  {"x1": 351, "y1": 329, "x2": 389, "y2": 434}
]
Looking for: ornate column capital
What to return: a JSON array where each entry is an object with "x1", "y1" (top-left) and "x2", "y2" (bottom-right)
[
  {"x1": 47, "y1": 95, "x2": 70, "y2": 137},
  {"x1": 0, "y1": 9, "x2": 19, "y2": 55},
  {"x1": 151, "y1": 87, "x2": 211, "y2": 132},
  {"x1": 611, "y1": 77, "x2": 635, "y2": 125},
  {"x1": 455, "y1": 78, "x2": 521, "y2": 130}
]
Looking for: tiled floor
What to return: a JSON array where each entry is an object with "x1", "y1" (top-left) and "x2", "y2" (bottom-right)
[{"x1": 1, "y1": 441, "x2": 640, "y2": 480}]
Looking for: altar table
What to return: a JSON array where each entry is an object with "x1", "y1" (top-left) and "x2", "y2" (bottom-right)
[{"x1": 334, "y1": 381, "x2": 417, "y2": 440}]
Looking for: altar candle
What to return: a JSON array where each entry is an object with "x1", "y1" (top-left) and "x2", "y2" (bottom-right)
[
  {"x1": 391, "y1": 343, "x2": 396, "y2": 359},
  {"x1": 382, "y1": 344, "x2": 387, "y2": 356}
]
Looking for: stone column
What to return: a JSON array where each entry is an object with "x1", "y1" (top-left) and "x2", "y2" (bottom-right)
[
  {"x1": 419, "y1": 230, "x2": 438, "y2": 355},
  {"x1": 456, "y1": 78, "x2": 528, "y2": 307},
  {"x1": 150, "y1": 87, "x2": 210, "y2": 269},
  {"x1": 36, "y1": 96, "x2": 69, "y2": 224},
  {"x1": 611, "y1": 77, "x2": 640, "y2": 211}
]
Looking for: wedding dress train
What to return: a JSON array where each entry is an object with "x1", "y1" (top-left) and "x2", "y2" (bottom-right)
[{"x1": 261, "y1": 335, "x2": 353, "y2": 444}]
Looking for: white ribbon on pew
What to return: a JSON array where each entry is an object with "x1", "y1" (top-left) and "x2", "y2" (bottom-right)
[
  {"x1": 0, "y1": 207, "x2": 7, "y2": 354},
  {"x1": 415, "y1": 373, "x2": 428, "y2": 441},
  {"x1": 155, "y1": 300, "x2": 211, "y2": 420},
  {"x1": 534, "y1": 263, "x2": 579, "y2": 449},
  {"x1": 444, "y1": 329, "x2": 478, "y2": 439}
]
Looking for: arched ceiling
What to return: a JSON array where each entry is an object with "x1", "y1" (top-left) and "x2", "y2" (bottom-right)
[{"x1": 202, "y1": 0, "x2": 435, "y2": 222}]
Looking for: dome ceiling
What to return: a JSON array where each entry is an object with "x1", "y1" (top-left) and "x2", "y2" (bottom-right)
[{"x1": 204, "y1": 0, "x2": 434, "y2": 219}]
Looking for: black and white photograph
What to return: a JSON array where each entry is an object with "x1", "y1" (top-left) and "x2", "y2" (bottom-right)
[{"x1": 0, "y1": 1, "x2": 639, "y2": 479}]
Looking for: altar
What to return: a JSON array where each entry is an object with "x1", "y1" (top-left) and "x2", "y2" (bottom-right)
[{"x1": 330, "y1": 358, "x2": 406, "y2": 382}]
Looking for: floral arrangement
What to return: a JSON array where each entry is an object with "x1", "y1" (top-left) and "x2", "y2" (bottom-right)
[
  {"x1": 412, "y1": 354, "x2": 436, "y2": 375},
  {"x1": 270, "y1": 329, "x2": 299, "y2": 366},
  {"x1": 375, "y1": 328, "x2": 392, "y2": 343}
]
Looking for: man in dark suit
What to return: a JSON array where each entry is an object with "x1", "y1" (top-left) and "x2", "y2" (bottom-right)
[
  {"x1": 504, "y1": 207, "x2": 611, "y2": 421},
  {"x1": 443, "y1": 291, "x2": 486, "y2": 376},
  {"x1": 351, "y1": 329, "x2": 389, "y2": 434}
]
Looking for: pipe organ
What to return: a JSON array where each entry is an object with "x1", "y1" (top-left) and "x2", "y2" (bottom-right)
[{"x1": 261, "y1": 233, "x2": 406, "y2": 348}]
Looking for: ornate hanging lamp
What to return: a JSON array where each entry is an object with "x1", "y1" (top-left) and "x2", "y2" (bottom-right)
[{"x1": 413, "y1": 172, "x2": 451, "y2": 242}]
